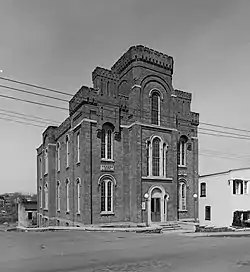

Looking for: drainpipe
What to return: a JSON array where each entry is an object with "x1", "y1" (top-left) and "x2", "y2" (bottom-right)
[{"x1": 90, "y1": 122, "x2": 93, "y2": 224}]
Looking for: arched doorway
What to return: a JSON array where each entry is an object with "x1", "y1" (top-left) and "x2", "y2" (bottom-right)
[{"x1": 147, "y1": 186, "x2": 169, "y2": 224}]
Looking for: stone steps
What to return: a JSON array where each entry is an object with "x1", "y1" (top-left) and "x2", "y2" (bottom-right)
[{"x1": 158, "y1": 221, "x2": 182, "y2": 231}]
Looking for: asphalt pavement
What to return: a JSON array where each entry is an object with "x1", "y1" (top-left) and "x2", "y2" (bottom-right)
[{"x1": 1, "y1": 230, "x2": 250, "y2": 271}]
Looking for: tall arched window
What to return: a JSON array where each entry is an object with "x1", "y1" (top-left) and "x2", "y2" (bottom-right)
[
  {"x1": 200, "y1": 182, "x2": 206, "y2": 197},
  {"x1": 147, "y1": 137, "x2": 168, "y2": 177},
  {"x1": 76, "y1": 178, "x2": 81, "y2": 214},
  {"x1": 56, "y1": 143, "x2": 60, "y2": 172},
  {"x1": 66, "y1": 135, "x2": 70, "y2": 168},
  {"x1": 151, "y1": 92, "x2": 160, "y2": 125},
  {"x1": 39, "y1": 186, "x2": 42, "y2": 208},
  {"x1": 100, "y1": 177, "x2": 114, "y2": 213},
  {"x1": 152, "y1": 137, "x2": 160, "y2": 176},
  {"x1": 39, "y1": 158, "x2": 42, "y2": 178},
  {"x1": 76, "y1": 132, "x2": 80, "y2": 163},
  {"x1": 178, "y1": 136, "x2": 188, "y2": 166},
  {"x1": 56, "y1": 181, "x2": 60, "y2": 211},
  {"x1": 44, "y1": 148, "x2": 48, "y2": 174},
  {"x1": 101, "y1": 124, "x2": 114, "y2": 160},
  {"x1": 66, "y1": 179, "x2": 70, "y2": 213},
  {"x1": 179, "y1": 181, "x2": 187, "y2": 211},
  {"x1": 44, "y1": 183, "x2": 48, "y2": 210}
]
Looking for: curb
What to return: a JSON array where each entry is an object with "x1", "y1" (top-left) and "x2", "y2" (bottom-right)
[{"x1": 15, "y1": 226, "x2": 163, "y2": 234}]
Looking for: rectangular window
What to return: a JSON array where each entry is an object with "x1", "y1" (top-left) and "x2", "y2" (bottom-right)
[
  {"x1": 44, "y1": 184, "x2": 48, "y2": 210},
  {"x1": 244, "y1": 181, "x2": 248, "y2": 194},
  {"x1": 205, "y1": 206, "x2": 211, "y2": 220},
  {"x1": 77, "y1": 133, "x2": 80, "y2": 163},
  {"x1": 40, "y1": 186, "x2": 42, "y2": 208},
  {"x1": 28, "y1": 212, "x2": 32, "y2": 220},
  {"x1": 233, "y1": 180, "x2": 243, "y2": 195},
  {"x1": 200, "y1": 183, "x2": 206, "y2": 197}
]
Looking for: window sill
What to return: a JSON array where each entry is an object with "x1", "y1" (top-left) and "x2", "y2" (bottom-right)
[
  {"x1": 43, "y1": 208, "x2": 48, "y2": 211},
  {"x1": 76, "y1": 161, "x2": 80, "y2": 166},
  {"x1": 100, "y1": 211, "x2": 115, "y2": 216},
  {"x1": 76, "y1": 212, "x2": 80, "y2": 215},
  {"x1": 44, "y1": 173, "x2": 48, "y2": 177},
  {"x1": 101, "y1": 158, "x2": 115, "y2": 163},
  {"x1": 66, "y1": 166, "x2": 69, "y2": 170},
  {"x1": 57, "y1": 170, "x2": 60, "y2": 173},
  {"x1": 178, "y1": 209, "x2": 188, "y2": 212},
  {"x1": 178, "y1": 165, "x2": 187, "y2": 169},
  {"x1": 142, "y1": 176, "x2": 173, "y2": 182},
  {"x1": 57, "y1": 210, "x2": 60, "y2": 213},
  {"x1": 200, "y1": 195, "x2": 206, "y2": 198},
  {"x1": 66, "y1": 211, "x2": 70, "y2": 214}
]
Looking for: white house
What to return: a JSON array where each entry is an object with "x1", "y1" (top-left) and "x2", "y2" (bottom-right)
[{"x1": 199, "y1": 167, "x2": 250, "y2": 227}]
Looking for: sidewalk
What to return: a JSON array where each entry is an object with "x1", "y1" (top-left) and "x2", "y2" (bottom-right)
[
  {"x1": 182, "y1": 230, "x2": 250, "y2": 237},
  {"x1": 15, "y1": 224, "x2": 163, "y2": 233}
]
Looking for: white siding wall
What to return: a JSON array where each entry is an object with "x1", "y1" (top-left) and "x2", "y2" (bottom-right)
[{"x1": 199, "y1": 168, "x2": 250, "y2": 227}]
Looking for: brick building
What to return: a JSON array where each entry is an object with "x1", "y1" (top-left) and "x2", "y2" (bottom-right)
[{"x1": 37, "y1": 45, "x2": 199, "y2": 227}]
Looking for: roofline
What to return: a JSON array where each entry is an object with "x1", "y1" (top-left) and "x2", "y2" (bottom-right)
[{"x1": 199, "y1": 167, "x2": 250, "y2": 178}]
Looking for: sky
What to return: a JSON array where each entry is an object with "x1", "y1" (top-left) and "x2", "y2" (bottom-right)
[{"x1": 0, "y1": 0, "x2": 250, "y2": 193}]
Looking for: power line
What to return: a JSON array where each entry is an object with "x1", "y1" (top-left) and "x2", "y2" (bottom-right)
[
  {"x1": 0, "y1": 76, "x2": 72, "y2": 97},
  {"x1": 0, "y1": 93, "x2": 68, "y2": 111},
  {"x1": 0, "y1": 108, "x2": 59, "y2": 124},
  {"x1": 1, "y1": 75, "x2": 250, "y2": 135},
  {"x1": 0, "y1": 112, "x2": 57, "y2": 125},
  {"x1": 199, "y1": 127, "x2": 250, "y2": 139},
  {"x1": 199, "y1": 131, "x2": 250, "y2": 140},
  {"x1": 0, "y1": 116, "x2": 45, "y2": 128},
  {"x1": 0, "y1": 84, "x2": 69, "y2": 103}
]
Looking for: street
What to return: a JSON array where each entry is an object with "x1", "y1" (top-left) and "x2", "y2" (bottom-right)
[{"x1": 0, "y1": 230, "x2": 250, "y2": 271}]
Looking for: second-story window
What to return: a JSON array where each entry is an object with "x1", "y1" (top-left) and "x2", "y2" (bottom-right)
[
  {"x1": 200, "y1": 182, "x2": 206, "y2": 197},
  {"x1": 44, "y1": 148, "x2": 48, "y2": 174},
  {"x1": 66, "y1": 135, "x2": 70, "y2": 168},
  {"x1": 147, "y1": 137, "x2": 168, "y2": 177},
  {"x1": 77, "y1": 132, "x2": 80, "y2": 163},
  {"x1": 151, "y1": 91, "x2": 160, "y2": 125},
  {"x1": 40, "y1": 158, "x2": 42, "y2": 179},
  {"x1": 57, "y1": 143, "x2": 60, "y2": 172},
  {"x1": 152, "y1": 137, "x2": 160, "y2": 176},
  {"x1": 101, "y1": 124, "x2": 113, "y2": 160},
  {"x1": 233, "y1": 179, "x2": 244, "y2": 195},
  {"x1": 178, "y1": 136, "x2": 188, "y2": 167}
]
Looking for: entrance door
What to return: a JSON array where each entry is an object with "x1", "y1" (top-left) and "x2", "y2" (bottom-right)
[{"x1": 151, "y1": 198, "x2": 161, "y2": 222}]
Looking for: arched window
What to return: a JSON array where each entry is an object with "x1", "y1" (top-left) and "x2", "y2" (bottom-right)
[
  {"x1": 178, "y1": 136, "x2": 188, "y2": 166},
  {"x1": 76, "y1": 132, "x2": 80, "y2": 163},
  {"x1": 39, "y1": 157, "x2": 42, "y2": 178},
  {"x1": 66, "y1": 179, "x2": 70, "y2": 213},
  {"x1": 179, "y1": 181, "x2": 187, "y2": 211},
  {"x1": 56, "y1": 143, "x2": 60, "y2": 172},
  {"x1": 200, "y1": 182, "x2": 206, "y2": 197},
  {"x1": 39, "y1": 186, "x2": 42, "y2": 208},
  {"x1": 76, "y1": 178, "x2": 81, "y2": 214},
  {"x1": 44, "y1": 183, "x2": 48, "y2": 210},
  {"x1": 56, "y1": 181, "x2": 60, "y2": 211},
  {"x1": 146, "y1": 136, "x2": 168, "y2": 177},
  {"x1": 66, "y1": 135, "x2": 70, "y2": 168},
  {"x1": 151, "y1": 91, "x2": 160, "y2": 125},
  {"x1": 152, "y1": 137, "x2": 160, "y2": 176},
  {"x1": 101, "y1": 124, "x2": 114, "y2": 160},
  {"x1": 44, "y1": 148, "x2": 48, "y2": 174},
  {"x1": 100, "y1": 177, "x2": 114, "y2": 213}
]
